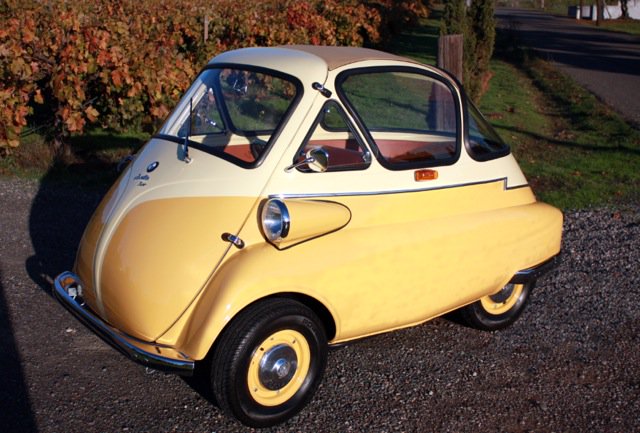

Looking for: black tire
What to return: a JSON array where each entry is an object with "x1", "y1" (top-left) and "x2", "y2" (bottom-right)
[
  {"x1": 458, "y1": 282, "x2": 533, "y2": 331},
  {"x1": 211, "y1": 298, "x2": 328, "y2": 428}
]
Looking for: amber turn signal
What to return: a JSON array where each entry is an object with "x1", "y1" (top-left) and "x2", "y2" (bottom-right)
[{"x1": 414, "y1": 169, "x2": 438, "y2": 181}]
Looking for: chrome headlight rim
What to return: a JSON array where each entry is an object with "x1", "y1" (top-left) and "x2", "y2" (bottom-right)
[{"x1": 261, "y1": 199, "x2": 290, "y2": 242}]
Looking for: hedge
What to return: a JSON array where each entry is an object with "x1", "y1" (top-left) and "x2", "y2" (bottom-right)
[{"x1": 0, "y1": 0, "x2": 428, "y2": 150}]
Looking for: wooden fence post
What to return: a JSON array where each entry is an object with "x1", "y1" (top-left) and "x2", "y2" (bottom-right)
[{"x1": 437, "y1": 34, "x2": 464, "y2": 83}]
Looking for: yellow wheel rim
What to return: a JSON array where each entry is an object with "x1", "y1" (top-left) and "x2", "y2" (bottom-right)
[
  {"x1": 247, "y1": 329, "x2": 311, "y2": 407},
  {"x1": 480, "y1": 283, "x2": 524, "y2": 315}
]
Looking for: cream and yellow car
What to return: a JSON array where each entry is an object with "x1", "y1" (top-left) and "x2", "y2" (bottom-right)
[{"x1": 54, "y1": 45, "x2": 562, "y2": 427}]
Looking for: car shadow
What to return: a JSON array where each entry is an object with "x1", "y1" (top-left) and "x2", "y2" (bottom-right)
[
  {"x1": 181, "y1": 365, "x2": 220, "y2": 408},
  {"x1": 0, "y1": 267, "x2": 39, "y2": 433},
  {"x1": 25, "y1": 132, "x2": 144, "y2": 294},
  {"x1": 25, "y1": 177, "x2": 105, "y2": 295}
]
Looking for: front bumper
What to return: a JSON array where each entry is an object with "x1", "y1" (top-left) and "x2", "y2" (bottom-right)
[{"x1": 54, "y1": 271, "x2": 194, "y2": 376}]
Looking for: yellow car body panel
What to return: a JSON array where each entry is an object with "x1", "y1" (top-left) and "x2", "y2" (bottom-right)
[
  {"x1": 155, "y1": 181, "x2": 561, "y2": 360},
  {"x1": 99, "y1": 196, "x2": 257, "y2": 341}
]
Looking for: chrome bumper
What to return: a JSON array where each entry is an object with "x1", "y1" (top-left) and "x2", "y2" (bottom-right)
[
  {"x1": 510, "y1": 254, "x2": 561, "y2": 284},
  {"x1": 54, "y1": 271, "x2": 194, "y2": 376}
]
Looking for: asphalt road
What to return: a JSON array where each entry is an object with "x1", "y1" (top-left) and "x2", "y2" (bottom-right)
[
  {"x1": 1, "y1": 177, "x2": 639, "y2": 432},
  {"x1": 496, "y1": 8, "x2": 640, "y2": 127}
]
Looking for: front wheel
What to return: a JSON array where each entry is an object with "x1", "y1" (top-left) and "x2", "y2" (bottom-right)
[
  {"x1": 211, "y1": 299, "x2": 327, "y2": 428},
  {"x1": 458, "y1": 282, "x2": 533, "y2": 331}
]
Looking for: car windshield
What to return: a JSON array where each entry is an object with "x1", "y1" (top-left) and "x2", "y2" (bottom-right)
[{"x1": 159, "y1": 67, "x2": 300, "y2": 166}]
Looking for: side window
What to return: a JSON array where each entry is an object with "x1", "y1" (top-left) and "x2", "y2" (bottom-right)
[
  {"x1": 338, "y1": 69, "x2": 459, "y2": 170},
  {"x1": 466, "y1": 101, "x2": 510, "y2": 160},
  {"x1": 294, "y1": 101, "x2": 371, "y2": 172}
]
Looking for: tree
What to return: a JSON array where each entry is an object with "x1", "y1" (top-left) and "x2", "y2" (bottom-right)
[
  {"x1": 467, "y1": 0, "x2": 496, "y2": 99},
  {"x1": 440, "y1": 0, "x2": 496, "y2": 101},
  {"x1": 440, "y1": 0, "x2": 467, "y2": 36},
  {"x1": 441, "y1": 0, "x2": 475, "y2": 86},
  {"x1": 621, "y1": 0, "x2": 629, "y2": 18},
  {"x1": 596, "y1": 0, "x2": 604, "y2": 26}
]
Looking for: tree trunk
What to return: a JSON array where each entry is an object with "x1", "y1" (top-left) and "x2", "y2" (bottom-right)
[
  {"x1": 621, "y1": 0, "x2": 629, "y2": 18},
  {"x1": 596, "y1": 0, "x2": 603, "y2": 26}
]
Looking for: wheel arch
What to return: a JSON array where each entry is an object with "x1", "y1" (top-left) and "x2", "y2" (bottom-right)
[
  {"x1": 198, "y1": 292, "x2": 337, "y2": 367},
  {"x1": 275, "y1": 292, "x2": 337, "y2": 342}
]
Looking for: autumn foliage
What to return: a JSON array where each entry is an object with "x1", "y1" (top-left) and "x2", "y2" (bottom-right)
[{"x1": 0, "y1": 0, "x2": 428, "y2": 150}]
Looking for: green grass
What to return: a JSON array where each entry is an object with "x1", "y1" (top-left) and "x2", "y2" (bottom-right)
[
  {"x1": 494, "y1": 58, "x2": 640, "y2": 208},
  {"x1": 594, "y1": 18, "x2": 640, "y2": 36},
  {"x1": 394, "y1": 12, "x2": 640, "y2": 209},
  {"x1": 0, "y1": 129, "x2": 149, "y2": 187},
  {"x1": 385, "y1": 9, "x2": 441, "y2": 65}
]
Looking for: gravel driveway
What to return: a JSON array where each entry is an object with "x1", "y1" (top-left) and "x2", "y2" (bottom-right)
[{"x1": 1, "y1": 177, "x2": 638, "y2": 432}]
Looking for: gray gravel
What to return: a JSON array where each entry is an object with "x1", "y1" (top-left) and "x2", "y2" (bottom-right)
[{"x1": 1, "y1": 177, "x2": 639, "y2": 432}]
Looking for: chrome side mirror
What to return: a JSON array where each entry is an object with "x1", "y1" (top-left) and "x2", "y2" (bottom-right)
[{"x1": 285, "y1": 147, "x2": 329, "y2": 173}]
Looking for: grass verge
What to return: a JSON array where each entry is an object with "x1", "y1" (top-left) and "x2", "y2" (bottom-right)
[
  {"x1": 480, "y1": 57, "x2": 640, "y2": 208},
  {"x1": 393, "y1": 11, "x2": 640, "y2": 209},
  {"x1": 0, "y1": 130, "x2": 148, "y2": 188},
  {"x1": 595, "y1": 18, "x2": 640, "y2": 36}
]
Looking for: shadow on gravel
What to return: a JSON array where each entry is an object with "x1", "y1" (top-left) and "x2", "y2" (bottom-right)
[
  {"x1": 0, "y1": 267, "x2": 38, "y2": 433},
  {"x1": 182, "y1": 364, "x2": 220, "y2": 408},
  {"x1": 25, "y1": 133, "x2": 142, "y2": 294},
  {"x1": 26, "y1": 174, "x2": 108, "y2": 295}
]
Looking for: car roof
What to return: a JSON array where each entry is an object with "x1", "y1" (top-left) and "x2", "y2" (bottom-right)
[
  {"x1": 278, "y1": 45, "x2": 416, "y2": 70},
  {"x1": 208, "y1": 45, "x2": 423, "y2": 78}
]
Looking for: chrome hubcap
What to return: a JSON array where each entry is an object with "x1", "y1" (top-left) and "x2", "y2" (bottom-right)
[{"x1": 258, "y1": 344, "x2": 298, "y2": 390}]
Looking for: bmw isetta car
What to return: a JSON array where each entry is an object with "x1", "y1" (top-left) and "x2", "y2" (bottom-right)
[{"x1": 54, "y1": 45, "x2": 562, "y2": 427}]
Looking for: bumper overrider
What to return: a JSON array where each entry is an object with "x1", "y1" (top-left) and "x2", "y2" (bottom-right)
[{"x1": 54, "y1": 271, "x2": 195, "y2": 376}]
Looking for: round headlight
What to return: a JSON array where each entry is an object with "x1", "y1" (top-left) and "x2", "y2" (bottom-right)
[{"x1": 261, "y1": 199, "x2": 290, "y2": 242}]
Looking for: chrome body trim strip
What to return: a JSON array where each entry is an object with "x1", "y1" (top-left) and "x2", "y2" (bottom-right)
[
  {"x1": 269, "y1": 177, "x2": 529, "y2": 200},
  {"x1": 53, "y1": 271, "x2": 194, "y2": 376}
]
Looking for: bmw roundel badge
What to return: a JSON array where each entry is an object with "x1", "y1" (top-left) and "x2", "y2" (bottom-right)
[{"x1": 146, "y1": 161, "x2": 159, "y2": 173}]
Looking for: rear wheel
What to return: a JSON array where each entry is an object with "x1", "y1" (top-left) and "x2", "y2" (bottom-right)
[
  {"x1": 458, "y1": 282, "x2": 533, "y2": 331},
  {"x1": 211, "y1": 299, "x2": 327, "y2": 427}
]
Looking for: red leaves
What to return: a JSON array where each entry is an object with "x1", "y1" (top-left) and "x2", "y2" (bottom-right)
[
  {"x1": 84, "y1": 106, "x2": 100, "y2": 123},
  {"x1": 111, "y1": 70, "x2": 124, "y2": 88},
  {"x1": 0, "y1": 0, "x2": 426, "y2": 149},
  {"x1": 63, "y1": 110, "x2": 86, "y2": 133}
]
